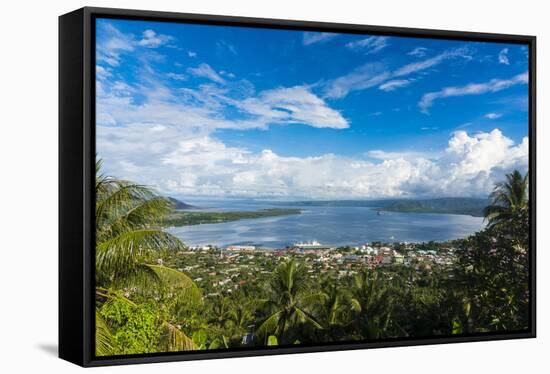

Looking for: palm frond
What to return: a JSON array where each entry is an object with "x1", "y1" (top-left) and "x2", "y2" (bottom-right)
[
  {"x1": 159, "y1": 321, "x2": 197, "y2": 352},
  {"x1": 96, "y1": 183, "x2": 163, "y2": 237},
  {"x1": 96, "y1": 229, "x2": 184, "y2": 279},
  {"x1": 294, "y1": 307, "x2": 324, "y2": 329},
  {"x1": 256, "y1": 311, "x2": 283, "y2": 339},
  {"x1": 107, "y1": 263, "x2": 162, "y2": 290},
  {"x1": 100, "y1": 196, "x2": 173, "y2": 240},
  {"x1": 95, "y1": 312, "x2": 116, "y2": 356},
  {"x1": 144, "y1": 264, "x2": 202, "y2": 306}
]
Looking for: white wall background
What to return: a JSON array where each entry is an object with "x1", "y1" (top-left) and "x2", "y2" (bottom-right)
[{"x1": 0, "y1": 0, "x2": 546, "y2": 372}]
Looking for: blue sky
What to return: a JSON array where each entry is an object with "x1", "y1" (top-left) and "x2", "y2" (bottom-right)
[{"x1": 96, "y1": 18, "x2": 529, "y2": 199}]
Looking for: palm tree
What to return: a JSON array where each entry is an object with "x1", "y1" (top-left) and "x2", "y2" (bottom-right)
[
  {"x1": 96, "y1": 159, "x2": 184, "y2": 284},
  {"x1": 484, "y1": 169, "x2": 529, "y2": 229},
  {"x1": 226, "y1": 300, "x2": 255, "y2": 338},
  {"x1": 94, "y1": 159, "x2": 200, "y2": 354},
  {"x1": 256, "y1": 259, "x2": 323, "y2": 344},
  {"x1": 315, "y1": 281, "x2": 352, "y2": 342},
  {"x1": 349, "y1": 270, "x2": 393, "y2": 339},
  {"x1": 319, "y1": 283, "x2": 348, "y2": 327}
]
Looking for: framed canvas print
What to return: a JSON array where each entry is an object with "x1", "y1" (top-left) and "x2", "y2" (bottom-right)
[{"x1": 59, "y1": 7, "x2": 536, "y2": 367}]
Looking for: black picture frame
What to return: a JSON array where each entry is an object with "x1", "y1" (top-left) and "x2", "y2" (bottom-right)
[{"x1": 59, "y1": 6, "x2": 536, "y2": 367}]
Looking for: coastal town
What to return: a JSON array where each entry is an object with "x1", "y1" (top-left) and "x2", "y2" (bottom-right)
[{"x1": 166, "y1": 240, "x2": 459, "y2": 296}]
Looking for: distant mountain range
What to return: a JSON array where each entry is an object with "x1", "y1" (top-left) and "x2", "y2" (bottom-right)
[
  {"x1": 166, "y1": 197, "x2": 196, "y2": 210},
  {"x1": 287, "y1": 197, "x2": 490, "y2": 217}
]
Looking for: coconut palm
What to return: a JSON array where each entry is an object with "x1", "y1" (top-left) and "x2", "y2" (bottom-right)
[
  {"x1": 349, "y1": 270, "x2": 393, "y2": 339},
  {"x1": 484, "y1": 170, "x2": 529, "y2": 229},
  {"x1": 256, "y1": 259, "x2": 323, "y2": 344},
  {"x1": 96, "y1": 159, "x2": 183, "y2": 284},
  {"x1": 314, "y1": 281, "x2": 353, "y2": 342},
  {"x1": 318, "y1": 282, "x2": 350, "y2": 328},
  {"x1": 95, "y1": 159, "x2": 200, "y2": 353}
]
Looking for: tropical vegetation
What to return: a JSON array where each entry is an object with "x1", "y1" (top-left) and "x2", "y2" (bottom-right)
[{"x1": 95, "y1": 162, "x2": 530, "y2": 356}]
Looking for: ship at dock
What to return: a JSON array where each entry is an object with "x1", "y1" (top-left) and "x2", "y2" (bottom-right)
[{"x1": 293, "y1": 240, "x2": 333, "y2": 250}]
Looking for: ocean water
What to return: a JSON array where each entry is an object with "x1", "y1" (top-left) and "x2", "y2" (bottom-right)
[{"x1": 167, "y1": 200, "x2": 485, "y2": 249}]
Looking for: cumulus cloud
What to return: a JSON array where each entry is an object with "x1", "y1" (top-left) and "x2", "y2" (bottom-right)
[
  {"x1": 419, "y1": 72, "x2": 528, "y2": 112},
  {"x1": 138, "y1": 29, "x2": 174, "y2": 48},
  {"x1": 498, "y1": 48, "x2": 510, "y2": 65},
  {"x1": 367, "y1": 150, "x2": 436, "y2": 160},
  {"x1": 98, "y1": 99, "x2": 528, "y2": 200},
  {"x1": 439, "y1": 129, "x2": 528, "y2": 194},
  {"x1": 187, "y1": 63, "x2": 226, "y2": 84},
  {"x1": 303, "y1": 32, "x2": 338, "y2": 45},
  {"x1": 345, "y1": 36, "x2": 388, "y2": 54},
  {"x1": 95, "y1": 22, "x2": 528, "y2": 200}
]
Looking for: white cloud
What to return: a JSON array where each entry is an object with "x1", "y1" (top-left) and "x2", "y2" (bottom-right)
[
  {"x1": 419, "y1": 72, "x2": 528, "y2": 112},
  {"x1": 97, "y1": 60, "x2": 347, "y2": 132},
  {"x1": 96, "y1": 23, "x2": 178, "y2": 67},
  {"x1": 303, "y1": 32, "x2": 338, "y2": 45},
  {"x1": 99, "y1": 124, "x2": 528, "y2": 199},
  {"x1": 393, "y1": 48, "x2": 470, "y2": 77},
  {"x1": 379, "y1": 79, "x2": 412, "y2": 92},
  {"x1": 485, "y1": 112, "x2": 503, "y2": 119},
  {"x1": 138, "y1": 29, "x2": 174, "y2": 48},
  {"x1": 442, "y1": 129, "x2": 528, "y2": 191},
  {"x1": 324, "y1": 63, "x2": 390, "y2": 99},
  {"x1": 187, "y1": 63, "x2": 226, "y2": 84},
  {"x1": 165, "y1": 72, "x2": 187, "y2": 81},
  {"x1": 96, "y1": 22, "x2": 135, "y2": 66},
  {"x1": 188, "y1": 51, "x2": 197, "y2": 57},
  {"x1": 96, "y1": 65, "x2": 112, "y2": 79},
  {"x1": 498, "y1": 48, "x2": 510, "y2": 65},
  {"x1": 239, "y1": 86, "x2": 349, "y2": 129},
  {"x1": 367, "y1": 150, "x2": 436, "y2": 160},
  {"x1": 345, "y1": 36, "x2": 388, "y2": 54},
  {"x1": 324, "y1": 47, "x2": 471, "y2": 99},
  {"x1": 95, "y1": 23, "x2": 528, "y2": 199},
  {"x1": 408, "y1": 47, "x2": 428, "y2": 58},
  {"x1": 97, "y1": 62, "x2": 527, "y2": 198}
]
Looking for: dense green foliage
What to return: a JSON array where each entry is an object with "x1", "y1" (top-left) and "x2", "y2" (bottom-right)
[
  {"x1": 381, "y1": 197, "x2": 489, "y2": 216},
  {"x1": 164, "y1": 208, "x2": 302, "y2": 227},
  {"x1": 96, "y1": 164, "x2": 530, "y2": 356},
  {"x1": 95, "y1": 160, "x2": 200, "y2": 355},
  {"x1": 166, "y1": 197, "x2": 195, "y2": 210},
  {"x1": 286, "y1": 198, "x2": 488, "y2": 216}
]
